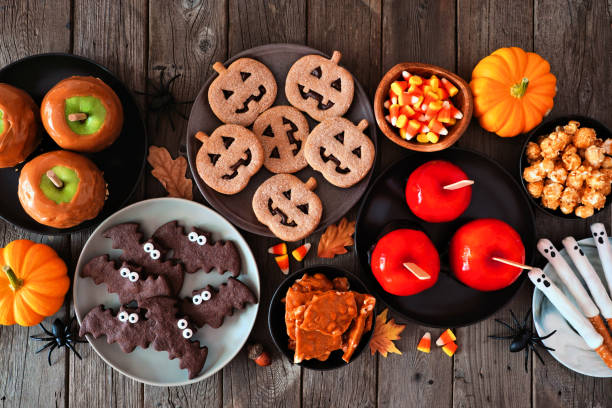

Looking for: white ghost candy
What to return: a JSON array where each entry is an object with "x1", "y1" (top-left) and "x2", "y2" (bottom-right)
[{"x1": 590, "y1": 223, "x2": 612, "y2": 294}]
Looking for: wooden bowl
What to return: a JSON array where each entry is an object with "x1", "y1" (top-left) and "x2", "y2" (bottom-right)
[{"x1": 374, "y1": 63, "x2": 473, "y2": 152}]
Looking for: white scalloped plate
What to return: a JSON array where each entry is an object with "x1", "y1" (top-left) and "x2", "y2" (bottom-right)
[
  {"x1": 74, "y1": 198, "x2": 260, "y2": 386},
  {"x1": 532, "y1": 237, "x2": 612, "y2": 377}
]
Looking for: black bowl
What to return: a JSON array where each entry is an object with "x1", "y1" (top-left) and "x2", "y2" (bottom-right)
[
  {"x1": 268, "y1": 265, "x2": 375, "y2": 370},
  {"x1": 0, "y1": 53, "x2": 147, "y2": 235},
  {"x1": 519, "y1": 115, "x2": 611, "y2": 219}
]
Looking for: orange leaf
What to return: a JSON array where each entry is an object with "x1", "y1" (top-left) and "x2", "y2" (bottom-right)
[
  {"x1": 317, "y1": 218, "x2": 355, "y2": 258},
  {"x1": 369, "y1": 308, "x2": 405, "y2": 357},
  {"x1": 147, "y1": 146, "x2": 193, "y2": 200}
]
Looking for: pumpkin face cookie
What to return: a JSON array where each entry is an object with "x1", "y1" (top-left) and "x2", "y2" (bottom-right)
[
  {"x1": 252, "y1": 174, "x2": 323, "y2": 241},
  {"x1": 252, "y1": 106, "x2": 309, "y2": 173},
  {"x1": 194, "y1": 125, "x2": 264, "y2": 195},
  {"x1": 208, "y1": 58, "x2": 277, "y2": 126},
  {"x1": 304, "y1": 118, "x2": 375, "y2": 188},
  {"x1": 285, "y1": 51, "x2": 354, "y2": 122}
]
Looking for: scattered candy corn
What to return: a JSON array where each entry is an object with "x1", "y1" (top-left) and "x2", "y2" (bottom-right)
[
  {"x1": 291, "y1": 243, "x2": 311, "y2": 262},
  {"x1": 436, "y1": 329, "x2": 456, "y2": 346},
  {"x1": 275, "y1": 254, "x2": 289, "y2": 275},
  {"x1": 384, "y1": 73, "x2": 463, "y2": 144},
  {"x1": 417, "y1": 332, "x2": 431, "y2": 353},
  {"x1": 268, "y1": 243, "x2": 287, "y2": 255},
  {"x1": 442, "y1": 341, "x2": 458, "y2": 357}
]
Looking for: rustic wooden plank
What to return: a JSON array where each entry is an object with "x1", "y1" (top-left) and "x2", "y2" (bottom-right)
[
  {"x1": 533, "y1": 0, "x2": 612, "y2": 406},
  {"x1": 0, "y1": 1, "x2": 71, "y2": 407},
  {"x1": 455, "y1": 1, "x2": 534, "y2": 407},
  {"x1": 69, "y1": 1, "x2": 148, "y2": 407},
  {"x1": 221, "y1": 2, "x2": 305, "y2": 407},
  {"x1": 142, "y1": 0, "x2": 226, "y2": 405}
]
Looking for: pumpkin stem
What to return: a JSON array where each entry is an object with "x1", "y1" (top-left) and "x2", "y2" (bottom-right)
[
  {"x1": 511, "y1": 77, "x2": 529, "y2": 98},
  {"x1": 2, "y1": 265, "x2": 22, "y2": 291}
]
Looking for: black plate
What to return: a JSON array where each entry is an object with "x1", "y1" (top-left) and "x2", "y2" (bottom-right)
[
  {"x1": 268, "y1": 265, "x2": 375, "y2": 370},
  {"x1": 354, "y1": 148, "x2": 536, "y2": 327},
  {"x1": 519, "y1": 115, "x2": 611, "y2": 220},
  {"x1": 0, "y1": 53, "x2": 147, "y2": 235}
]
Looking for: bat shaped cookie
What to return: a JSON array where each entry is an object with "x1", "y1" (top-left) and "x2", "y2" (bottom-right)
[
  {"x1": 152, "y1": 220, "x2": 241, "y2": 275},
  {"x1": 79, "y1": 304, "x2": 155, "y2": 353},
  {"x1": 180, "y1": 277, "x2": 257, "y2": 328},
  {"x1": 138, "y1": 296, "x2": 209, "y2": 379},
  {"x1": 81, "y1": 255, "x2": 173, "y2": 304},
  {"x1": 103, "y1": 223, "x2": 185, "y2": 294}
]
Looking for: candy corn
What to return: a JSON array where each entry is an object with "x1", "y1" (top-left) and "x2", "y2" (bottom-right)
[
  {"x1": 442, "y1": 341, "x2": 458, "y2": 357},
  {"x1": 417, "y1": 332, "x2": 431, "y2": 353},
  {"x1": 436, "y1": 329, "x2": 456, "y2": 346},
  {"x1": 441, "y1": 77, "x2": 458, "y2": 97},
  {"x1": 275, "y1": 254, "x2": 289, "y2": 275},
  {"x1": 268, "y1": 243, "x2": 287, "y2": 255},
  {"x1": 291, "y1": 243, "x2": 311, "y2": 262}
]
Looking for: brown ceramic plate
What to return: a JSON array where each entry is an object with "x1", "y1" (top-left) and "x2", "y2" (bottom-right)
[{"x1": 186, "y1": 44, "x2": 378, "y2": 237}]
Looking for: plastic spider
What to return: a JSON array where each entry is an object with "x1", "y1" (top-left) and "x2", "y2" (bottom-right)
[
  {"x1": 30, "y1": 316, "x2": 87, "y2": 365},
  {"x1": 489, "y1": 308, "x2": 556, "y2": 372},
  {"x1": 135, "y1": 66, "x2": 193, "y2": 131}
]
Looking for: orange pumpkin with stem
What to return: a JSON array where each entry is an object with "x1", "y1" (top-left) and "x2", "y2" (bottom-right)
[
  {"x1": 470, "y1": 47, "x2": 556, "y2": 137},
  {"x1": 0, "y1": 240, "x2": 69, "y2": 326}
]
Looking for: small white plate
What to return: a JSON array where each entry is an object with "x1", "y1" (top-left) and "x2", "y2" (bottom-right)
[
  {"x1": 532, "y1": 237, "x2": 612, "y2": 378},
  {"x1": 74, "y1": 197, "x2": 260, "y2": 386}
]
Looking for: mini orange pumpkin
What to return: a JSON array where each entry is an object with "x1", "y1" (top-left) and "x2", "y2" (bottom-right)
[
  {"x1": 470, "y1": 47, "x2": 556, "y2": 137},
  {"x1": 0, "y1": 240, "x2": 69, "y2": 326}
]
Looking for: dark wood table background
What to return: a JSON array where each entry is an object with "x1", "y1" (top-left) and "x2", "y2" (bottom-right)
[{"x1": 0, "y1": 0, "x2": 610, "y2": 407}]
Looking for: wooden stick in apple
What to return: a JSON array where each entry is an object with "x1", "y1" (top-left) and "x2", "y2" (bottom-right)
[
  {"x1": 491, "y1": 257, "x2": 532, "y2": 270},
  {"x1": 45, "y1": 169, "x2": 64, "y2": 189},
  {"x1": 67, "y1": 112, "x2": 88, "y2": 121},
  {"x1": 590, "y1": 223, "x2": 612, "y2": 294},
  {"x1": 527, "y1": 268, "x2": 612, "y2": 369},
  {"x1": 442, "y1": 179, "x2": 474, "y2": 190},
  {"x1": 403, "y1": 262, "x2": 431, "y2": 280},
  {"x1": 537, "y1": 238, "x2": 612, "y2": 351}
]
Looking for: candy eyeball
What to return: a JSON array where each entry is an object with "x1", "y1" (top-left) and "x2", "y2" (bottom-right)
[
  {"x1": 120, "y1": 267, "x2": 130, "y2": 278},
  {"x1": 177, "y1": 318, "x2": 188, "y2": 330},
  {"x1": 150, "y1": 249, "x2": 161, "y2": 260},
  {"x1": 201, "y1": 290, "x2": 211, "y2": 301},
  {"x1": 192, "y1": 294, "x2": 203, "y2": 305},
  {"x1": 128, "y1": 271, "x2": 139, "y2": 282},
  {"x1": 197, "y1": 235, "x2": 207, "y2": 246},
  {"x1": 118, "y1": 311, "x2": 129, "y2": 322},
  {"x1": 188, "y1": 232, "x2": 199, "y2": 242},
  {"x1": 128, "y1": 313, "x2": 139, "y2": 323},
  {"x1": 143, "y1": 242, "x2": 155, "y2": 253},
  {"x1": 182, "y1": 328, "x2": 193, "y2": 339}
]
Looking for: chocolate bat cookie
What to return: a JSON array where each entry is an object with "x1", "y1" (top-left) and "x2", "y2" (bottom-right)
[
  {"x1": 138, "y1": 296, "x2": 209, "y2": 379},
  {"x1": 79, "y1": 304, "x2": 155, "y2": 353},
  {"x1": 153, "y1": 220, "x2": 241, "y2": 276},
  {"x1": 180, "y1": 277, "x2": 257, "y2": 328},
  {"x1": 81, "y1": 255, "x2": 173, "y2": 304},
  {"x1": 103, "y1": 223, "x2": 185, "y2": 294}
]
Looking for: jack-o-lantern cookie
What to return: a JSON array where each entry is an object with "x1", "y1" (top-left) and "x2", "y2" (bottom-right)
[
  {"x1": 252, "y1": 174, "x2": 323, "y2": 241},
  {"x1": 194, "y1": 125, "x2": 264, "y2": 195},
  {"x1": 208, "y1": 58, "x2": 277, "y2": 126},
  {"x1": 304, "y1": 118, "x2": 375, "y2": 188},
  {"x1": 285, "y1": 51, "x2": 354, "y2": 122},
  {"x1": 252, "y1": 106, "x2": 309, "y2": 173}
]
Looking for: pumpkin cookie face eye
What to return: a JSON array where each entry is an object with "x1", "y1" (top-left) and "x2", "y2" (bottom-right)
[
  {"x1": 253, "y1": 106, "x2": 310, "y2": 174},
  {"x1": 208, "y1": 58, "x2": 277, "y2": 127},
  {"x1": 194, "y1": 125, "x2": 264, "y2": 195},
  {"x1": 305, "y1": 118, "x2": 375, "y2": 188},
  {"x1": 285, "y1": 50, "x2": 355, "y2": 122}
]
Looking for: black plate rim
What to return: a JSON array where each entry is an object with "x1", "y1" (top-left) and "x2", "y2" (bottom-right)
[
  {"x1": 354, "y1": 146, "x2": 536, "y2": 328},
  {"x1": 186, "y1": 42, "x2": 378, "y2": 237},
  {"x1": 518, "y1": 114, "x2": 612, "y2": 220},
  {"x1": 267, "y1": 264, "x2": 376, "y2": 370},
  {"x1": 0, "y1": 52, "x2": 148, "y2": 235}
]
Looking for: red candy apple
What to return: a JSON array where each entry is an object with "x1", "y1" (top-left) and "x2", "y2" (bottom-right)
[
  {"x1": 405, "y1": 160, "x2": 472, "y2": 223},
  {"x1": 449, "y1": 218, "x2": 525, "y2": 291},
  {"x1": 371, "y1": 229, "x2": 440, "y2": 296}
]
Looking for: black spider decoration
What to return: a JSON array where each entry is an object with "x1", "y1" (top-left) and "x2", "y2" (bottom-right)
[
  {"x1": 135, "y1": 66, "x2": 193, "y2": 131},
  {"x1": 29, "y1": 316, "x2": 87, "y2": 365},
  {"x1": 489, "y1": 308, "x2": 556, "y2": 372}
]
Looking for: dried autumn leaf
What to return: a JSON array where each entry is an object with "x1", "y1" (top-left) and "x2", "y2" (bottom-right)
[
  {"x1": 317, "y1": 217, "x2": 355, "y2": 258},
  {"x1": 147, "y1": 146, "x2": 193, "y2": 200},
  {"x1": 369, "y1": 308, "x2": 405, "y2": 357}
]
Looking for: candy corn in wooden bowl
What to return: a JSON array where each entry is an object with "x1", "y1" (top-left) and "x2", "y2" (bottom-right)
[{"x1": 374, "y1": 63, "x2": 473, "y2": 152}]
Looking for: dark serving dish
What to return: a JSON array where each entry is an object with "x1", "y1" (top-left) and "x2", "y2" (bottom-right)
[{"x1": 268, "y1": 265, "x2": 375, "y2": 370}]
